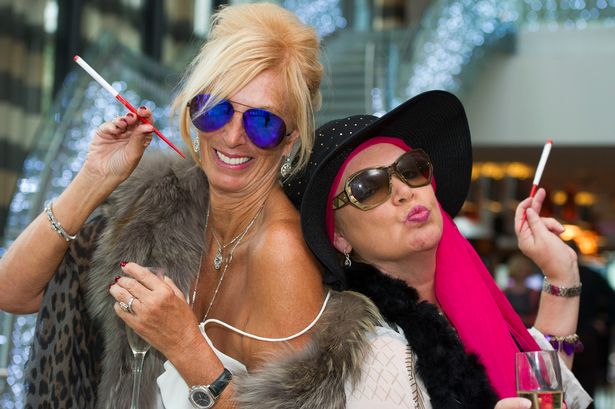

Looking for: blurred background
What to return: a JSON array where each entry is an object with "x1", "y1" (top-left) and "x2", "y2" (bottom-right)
[{"x1": 0, "y1": 0, "x2": 613, "y2": 407}]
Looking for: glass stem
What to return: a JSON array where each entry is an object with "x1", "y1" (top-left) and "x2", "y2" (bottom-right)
[{"x1": 130, "y1": 351, "x2": 147, "y2": 409}]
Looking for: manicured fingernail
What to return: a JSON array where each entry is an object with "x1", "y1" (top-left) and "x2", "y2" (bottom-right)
[
  {"x1": 127, "y1": 113, "x2": 135, "y2": 118},
  {"x1": 120, "y1": 261, "x2": 128, "y2": 267},
  {"x1": 109, "y1": 281, "x2": 115, "y2": 288},
  {"x1": 139, "y1": 106, "x2": 147, "y2": 110},
  {"x1": 114, "y1": 276, "x2": 121, "y2": 283}
]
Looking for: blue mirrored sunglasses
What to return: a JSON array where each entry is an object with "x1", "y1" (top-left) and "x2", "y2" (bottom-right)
[{"x1": 188, "y1": 94, "x2": 289, "y2": 149}]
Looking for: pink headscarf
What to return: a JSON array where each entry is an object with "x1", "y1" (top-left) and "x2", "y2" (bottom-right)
[{"x1": 327, "y1": 137, "x2": 541, "y2": 398}]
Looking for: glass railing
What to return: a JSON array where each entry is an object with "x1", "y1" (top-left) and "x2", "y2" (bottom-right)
[{"x1": 401, "y1": 0, "x2": 615, "y2": 102}]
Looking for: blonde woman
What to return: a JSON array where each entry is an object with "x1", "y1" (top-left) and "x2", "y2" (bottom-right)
[{"x1": 0, "y1": 4, "x2": 325, "y2": 408}]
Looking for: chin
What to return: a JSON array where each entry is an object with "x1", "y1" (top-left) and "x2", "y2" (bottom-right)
[
  {"x1": 408, "y1": 229, "x2": 442, "y2": 253},
  {"x1": 207, "y1": 171, "x2": 247, "y2": 193}
]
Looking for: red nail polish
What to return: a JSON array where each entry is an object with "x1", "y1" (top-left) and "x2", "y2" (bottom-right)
[
  {"x1": 127, "y1": 113, "x2": 135, "y2": 118},
  {"x1": 109, "y1": 281, "x2": 115, "y2": 288},
  {"x1": 139, "y1": 106, "x2": 147, "y2": 110},
  {"x1": 114, "y1": 276, "x2": 121, "y2": 283},
  {"x1": 120, "y1": 261, "x2": 128, "y2": 267}
]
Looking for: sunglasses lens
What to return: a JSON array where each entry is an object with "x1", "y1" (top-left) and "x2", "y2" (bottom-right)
[
  {"x1": 243, "y1": 109, "x2": 286, "y2": 149},
  {"x1": 397, "y1": 151, "x2": 432, "y2": 186},
  {"x1": 349, "y1": 169, "x2": 391, "y2": 207},
  {"x1": 189, "y1": 94, "x2": 234, "y2": 132}
]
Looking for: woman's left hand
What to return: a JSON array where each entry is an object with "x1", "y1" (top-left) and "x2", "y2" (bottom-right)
[
  {"x1": 109, "y1": 263, "x2": 202, "y2": 357},
  {"x1": 514, "y1": 188, "x2": 578, "y2": 283}
]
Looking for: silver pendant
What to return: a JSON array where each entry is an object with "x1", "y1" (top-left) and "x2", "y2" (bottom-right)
[{"x1": 214, "y1": 247, "x2": 223, "y2": 270}]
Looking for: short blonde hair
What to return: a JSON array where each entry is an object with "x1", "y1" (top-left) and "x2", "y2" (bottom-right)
[{"x1": 174, "y1": 3, "x2": 322, "y2": 176}]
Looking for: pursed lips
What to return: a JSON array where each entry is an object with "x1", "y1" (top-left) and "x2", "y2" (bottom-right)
[{"x1": 406, "y1": 205, "x2": 430, "y2": 223}]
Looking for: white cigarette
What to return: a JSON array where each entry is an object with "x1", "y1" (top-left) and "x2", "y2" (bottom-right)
[
  {"x1": 73, "y1": 55, "x2": 119, "y2": 97},
  {"x1": 532, "y1": 139, "x2": 553, "y2": 186}
]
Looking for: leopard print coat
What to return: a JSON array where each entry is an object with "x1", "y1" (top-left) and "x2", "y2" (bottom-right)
[{"x1": 24, "y1": 217, "x2": 106, "y2": 409}]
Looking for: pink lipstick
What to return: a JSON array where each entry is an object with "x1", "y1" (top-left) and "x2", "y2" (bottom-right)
[{"x1": 407, "y1": 205, "x2": 430, "y2": 223}]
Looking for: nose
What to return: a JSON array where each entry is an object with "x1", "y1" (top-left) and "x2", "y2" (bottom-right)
[
  {"x1": 221, "y1": 110, "x2": 247, "y2": 148},
  {"x1": 390, "y1": 176, "x2": 414, "y2": 206}
]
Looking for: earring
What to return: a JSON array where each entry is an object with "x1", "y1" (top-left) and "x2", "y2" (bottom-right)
[
  {"x1": 191, "y1": 136, "x2": 200, "y2": 153},
  {"x1": 344, "y1": 251, "x2": 352, "y2": 268},
  {"x1": 280, "y1": 156, "x2": 292, "y2": 177}
]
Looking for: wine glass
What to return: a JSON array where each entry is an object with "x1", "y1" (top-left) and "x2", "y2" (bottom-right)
[
  {"x1": 516, "y1": 350, "x2": 563, "y2": 409},
  {"x1": 125, "y1": 266, "x2": 164, "y2": 409}
]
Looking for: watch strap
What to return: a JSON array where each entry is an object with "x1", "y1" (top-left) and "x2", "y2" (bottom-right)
[{"x1": 208, "y1": 368, "x2": 233, "y2": 398}]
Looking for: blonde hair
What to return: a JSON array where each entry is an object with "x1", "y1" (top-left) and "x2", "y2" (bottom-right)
[{"x1": 173, "y1": 3, "x2": 322, "y2": 176}]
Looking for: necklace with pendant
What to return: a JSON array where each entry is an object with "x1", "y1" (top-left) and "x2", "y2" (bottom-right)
[
  {"x1": 210, "y1": 208, "x2": 261, "y2": 270},
  {"x1": 191, "y1": 204, "x2": 265, "y2": 320},
  {"x1": 211, "y1": 229, "x2": 242, "y2": 270}
]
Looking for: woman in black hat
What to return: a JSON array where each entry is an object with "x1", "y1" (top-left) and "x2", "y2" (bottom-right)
[{"x1": 284, "y1": 90, "x2": 591, "y2": 408}]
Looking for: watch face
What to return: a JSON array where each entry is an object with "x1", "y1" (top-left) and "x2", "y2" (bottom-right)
[
  {"x1": 190, "y1": 387, "x2": 214, "y2": 408},
  {"x1": 194, "y1": 391, "x2": 212, "y2": 406}
]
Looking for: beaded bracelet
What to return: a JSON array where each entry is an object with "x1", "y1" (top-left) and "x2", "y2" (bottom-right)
[
  {"x1": 545, "y1": 333, "x2": 584, "y2": 356},
  {"x1": 44, "y1": 202, "x2": 77, "y2": 242},
  {"x1": 542, "y1": 276, "x2": 582, "y2": 297}
]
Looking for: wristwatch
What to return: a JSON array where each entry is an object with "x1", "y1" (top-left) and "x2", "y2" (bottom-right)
[{"x1": 189, "y1": 368, "x2": 233, "y2": 409}]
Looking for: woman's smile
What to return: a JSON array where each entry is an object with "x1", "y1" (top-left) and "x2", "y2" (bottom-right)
[{"x1": 213, "y1": 148, "x2": 253, "y2": 169}]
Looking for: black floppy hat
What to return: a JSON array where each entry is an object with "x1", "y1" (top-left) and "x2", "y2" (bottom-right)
[{"x1": 284, "y1": 90, "x2": 473, "y2": 289}]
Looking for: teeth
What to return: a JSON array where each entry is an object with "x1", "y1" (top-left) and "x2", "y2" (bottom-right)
[{"x1": 216, "y1": 150, "x2": 251, "y2": 165}]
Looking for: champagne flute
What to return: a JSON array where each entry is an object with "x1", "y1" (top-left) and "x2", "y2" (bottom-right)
[
  {"x1": 516, "y1": 350, "x2": 563, "y2": 409},
  {"x1": 125, "y1": 266, "x2": 164, "y2": 409}
]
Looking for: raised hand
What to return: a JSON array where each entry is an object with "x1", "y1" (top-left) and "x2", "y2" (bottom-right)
[
  {"x1": 83, "y1": 106, "x2": 155, "y2": 188},
  {"x1": 514, "y1": 188, "x2": 578, "y2": 282}
]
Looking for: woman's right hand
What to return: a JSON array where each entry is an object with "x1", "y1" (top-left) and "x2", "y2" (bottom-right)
[
  {"x1": 494, "y1": 397, "x2": 532, "y2": 409},
  {"x1": 82, "y1": 106, "x2": 155, "y2": 188}
]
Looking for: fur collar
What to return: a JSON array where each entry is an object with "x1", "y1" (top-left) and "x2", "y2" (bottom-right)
[
  {"x1": 346, "y1": 261, "x2": 499, "y2": 409},
  {"x1": 86, "y1": 153, "x2": 209, "y2": 409},
  {"x1": 234, "y1": 290, "x2": 382, "y2": 409}
]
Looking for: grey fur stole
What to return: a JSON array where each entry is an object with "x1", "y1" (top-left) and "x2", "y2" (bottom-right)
[{"x1": 86, "y1": 152, "x2": 209, "y2": 409}]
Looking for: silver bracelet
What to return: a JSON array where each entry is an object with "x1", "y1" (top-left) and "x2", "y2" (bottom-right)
[
  {"x1": 542, "y1": 276, "x2": 582, "y2": 297},
  {"x1": 44, "y1": 202, "x2": 78, "y2": 242}
]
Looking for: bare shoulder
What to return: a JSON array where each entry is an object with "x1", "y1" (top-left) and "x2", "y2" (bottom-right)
[
  {"x1": 250, "y1": 204, "x2": 323, "y2": 295},
  {"x1": 243, "y1": 197, "x2": 325, "y2": 352}
]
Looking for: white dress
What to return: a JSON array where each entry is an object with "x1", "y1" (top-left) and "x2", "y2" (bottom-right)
[
  {"x1": 157, "y1": 326, "x2": 247, "y2": 409},
  {"x1": 157, "y1": 292, "x2": 330, "y2": 408}
]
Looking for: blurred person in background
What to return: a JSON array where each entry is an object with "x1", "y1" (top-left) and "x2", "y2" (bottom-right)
[
  {"x1": 504, "y1": 253, "x2": 540, "y2": 328},
  {"x1": 568, "y1": 240, "x2": 615, "y2": 406}
]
